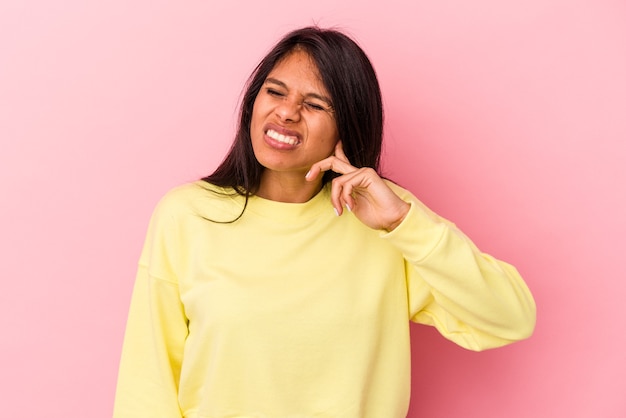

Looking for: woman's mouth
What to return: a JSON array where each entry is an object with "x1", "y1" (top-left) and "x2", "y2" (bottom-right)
[{"x1": 266, "y1": 128, "x2": 299, "y2": 146}]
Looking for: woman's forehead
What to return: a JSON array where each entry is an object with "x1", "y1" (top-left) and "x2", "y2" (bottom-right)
[{"x1": 266, "y1": 50, "x2": 327, "y2": 93}]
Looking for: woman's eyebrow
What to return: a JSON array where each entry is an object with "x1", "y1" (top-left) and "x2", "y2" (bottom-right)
[{"x1": 264, "y1": 77, "x2": 333, "y2": 107}]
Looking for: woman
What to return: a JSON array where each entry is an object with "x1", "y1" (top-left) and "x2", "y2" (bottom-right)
[{"x1": 114, "y1": 26, "x2": 536, "y2": 418}]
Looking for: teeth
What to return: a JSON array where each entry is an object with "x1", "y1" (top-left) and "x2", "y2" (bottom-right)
[{"x1": 267, "y1": 129, "x2": 297, "y2": 145}]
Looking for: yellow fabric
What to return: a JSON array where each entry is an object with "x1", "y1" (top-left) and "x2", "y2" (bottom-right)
[{"x1": 114, "y1": 181, "x2": 535, "y2": 418}]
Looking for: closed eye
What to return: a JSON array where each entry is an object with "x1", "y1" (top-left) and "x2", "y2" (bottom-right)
[
  {"x1": 266, "y1": 88, "x2": 285, "y2": 97},
  {"x1": 304, "y1": 102, "x2": 327, "y2": 111}
]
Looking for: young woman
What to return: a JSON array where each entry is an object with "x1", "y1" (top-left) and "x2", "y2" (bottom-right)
[{"x1": 114, "y1": 26, "x2": 536, "y2": 418}]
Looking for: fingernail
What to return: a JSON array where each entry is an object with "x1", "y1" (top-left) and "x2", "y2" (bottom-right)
[
  {"x1": 345, "y1": 203, "x2": 352, "y2": 212},
  {"x1": 305, "y1": 170, "x2": 311, "y2": 179},
  {"x1": 334, "y1": 207, "x2": 340, "y2": 217}
]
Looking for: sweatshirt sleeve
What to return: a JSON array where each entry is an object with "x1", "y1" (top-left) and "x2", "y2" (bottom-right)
[
  {"x1": 382, "y1": 183, "x2": 536, "y2": 351},
  {"x1": 113, "y1": 194, "x2": 188, "y2": 417}
]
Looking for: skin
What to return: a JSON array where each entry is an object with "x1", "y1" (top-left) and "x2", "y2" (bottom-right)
[{"x1": 250, "y1": 49, "x2": 410, "y2": 231}]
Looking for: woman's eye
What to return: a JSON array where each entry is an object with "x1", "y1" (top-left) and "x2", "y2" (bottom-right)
[
  {"x1": 267, "y1": 88, "x2": 284, "y2": 97},
  {"x1": 304, "y1": 102, "x2": 326, "y2": 111}
]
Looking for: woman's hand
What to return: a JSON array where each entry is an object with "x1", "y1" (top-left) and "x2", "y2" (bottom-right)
[{"x1": 305, "y1": 141, "x2": 410, "y2": 231}]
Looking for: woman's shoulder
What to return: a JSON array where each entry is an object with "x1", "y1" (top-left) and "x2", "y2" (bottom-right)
[
  {"x1": 154, "y1": 181, "x2": 244, "y2": 221},
  {"x1": 382, "y1": 179, "x2": 449, "y2": 224},
  {"x1": 383, "y1": 178, "x2": 414, "y2": 201}
]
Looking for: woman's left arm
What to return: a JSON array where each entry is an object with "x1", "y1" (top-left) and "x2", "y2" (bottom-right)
[
  {"x1": 307, "y1": 142, "x2": 536, "y2": 351},
  {"x1": 383, "y1": 189, "x2": 536, "y2": 350}
]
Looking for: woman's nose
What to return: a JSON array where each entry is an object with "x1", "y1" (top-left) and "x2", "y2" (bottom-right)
[{"x1": 275, "y1": 97, "x2": 301, "y2": 122}]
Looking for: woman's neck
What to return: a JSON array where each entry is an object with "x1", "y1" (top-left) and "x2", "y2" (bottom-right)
[{"x1": 256, "y1": 170, "x2": 323, "y2": 203}]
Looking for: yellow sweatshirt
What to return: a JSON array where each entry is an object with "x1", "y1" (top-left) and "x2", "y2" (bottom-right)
[{"x1": 113, "y1": 181, "x2": 535, "y2": 418}]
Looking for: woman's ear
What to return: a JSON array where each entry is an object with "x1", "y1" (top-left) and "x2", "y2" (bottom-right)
[{"x1": 334, "y1": 141, "x2": 350, "y2": 164}]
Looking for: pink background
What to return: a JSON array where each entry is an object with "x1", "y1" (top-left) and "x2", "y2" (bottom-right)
[{"x1": 1, "y1": 0, "x2": 625, "y2": 416}]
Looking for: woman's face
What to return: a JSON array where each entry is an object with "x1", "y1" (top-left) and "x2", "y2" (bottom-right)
[{"x1": 250, "y1": 49, "x2": 339, "y2": 179}]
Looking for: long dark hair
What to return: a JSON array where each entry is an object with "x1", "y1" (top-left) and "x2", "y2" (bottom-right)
[{"x1": 202, "y1": 26, "x2": 384, "y2": 203}]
